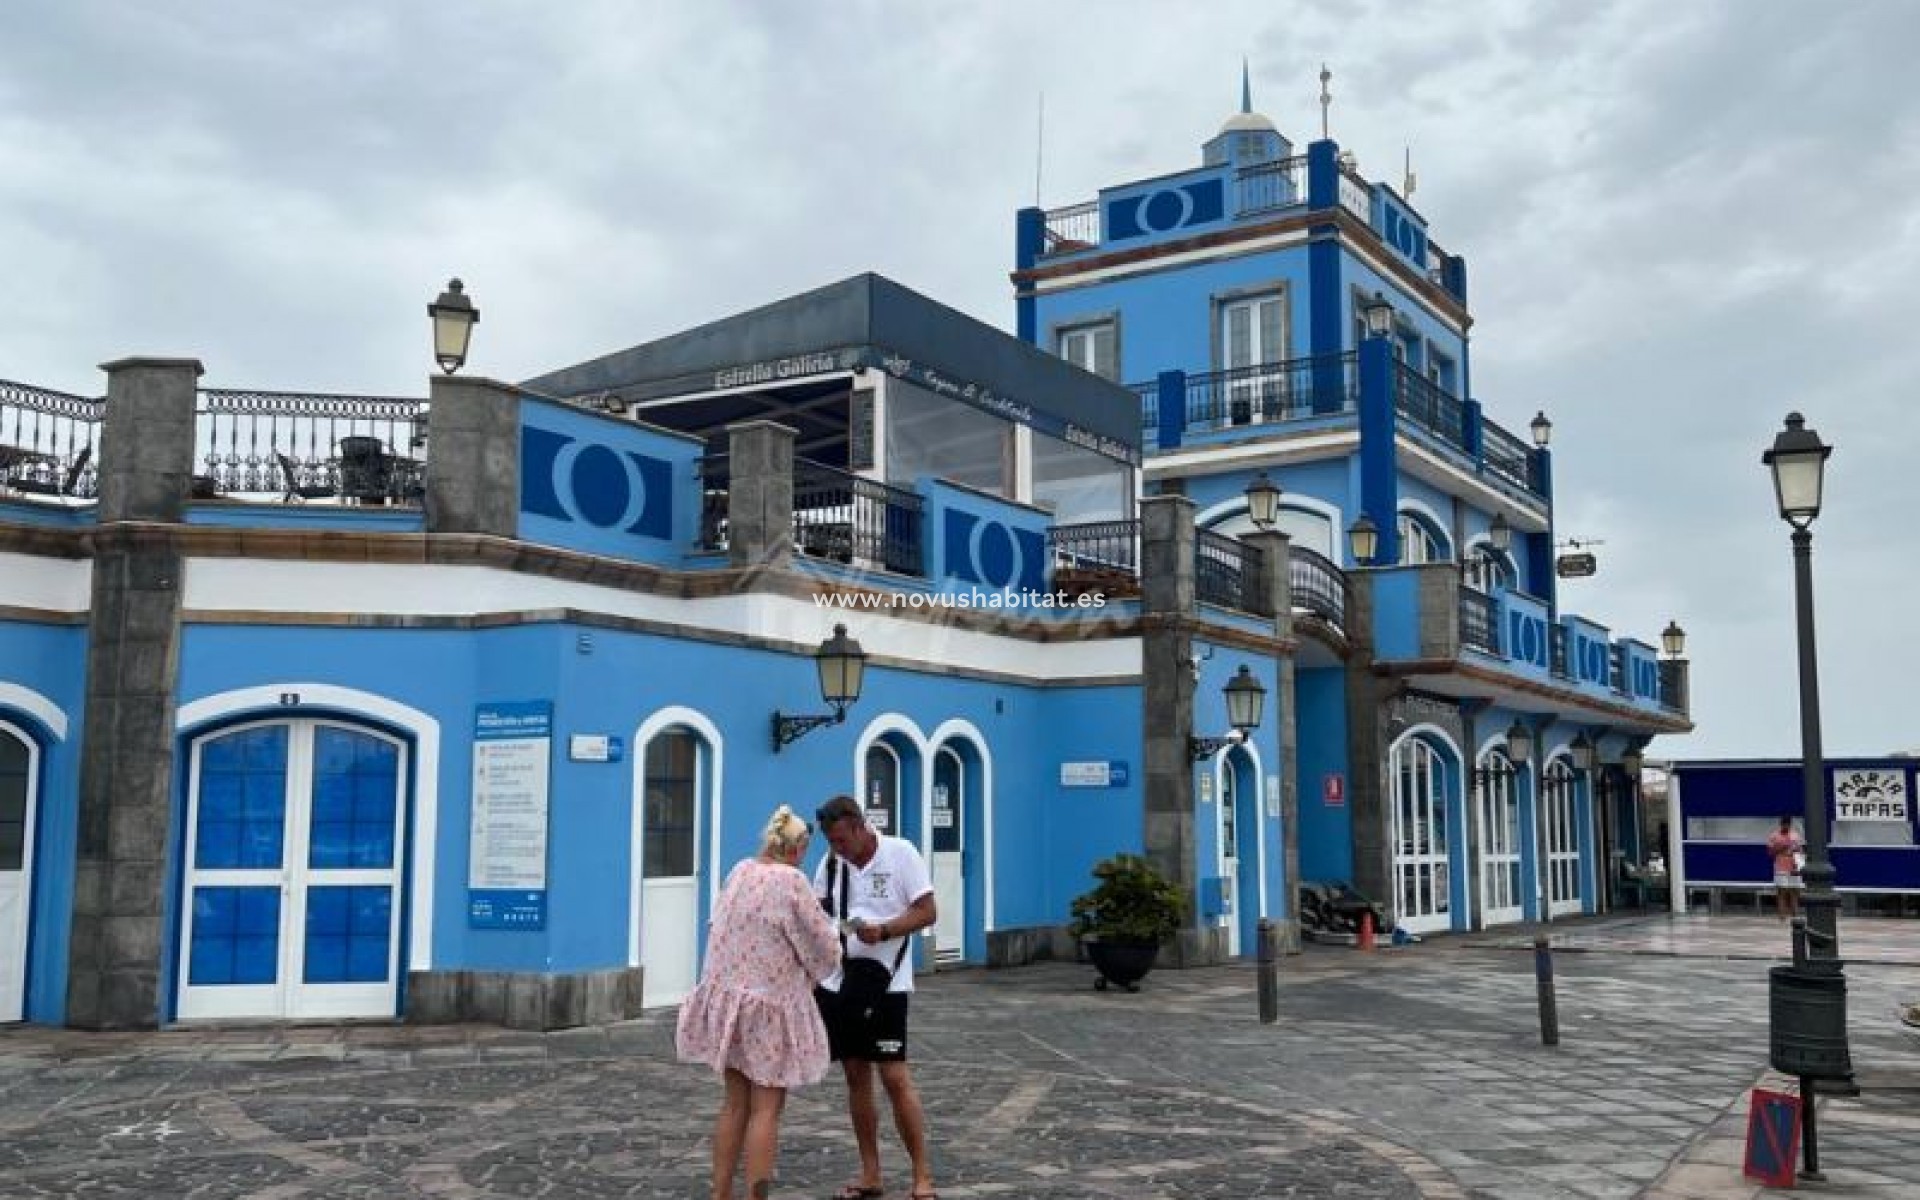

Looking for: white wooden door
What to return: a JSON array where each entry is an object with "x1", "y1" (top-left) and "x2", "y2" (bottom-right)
[
  {"x1": 0, "y1": 723, "x2": 37, "y2": 1023},
  {"x1": 1391, "y1": 737, "x2": 1452, "y2": 935},
  {"x1": 178, "y1": 721, "x2": 407, "y2": 1021},
  {"x1": 640, "y1": 731, "x2": 702, "y2": 1009},
  {"x1": 1478, "y1": 754, "x2": 1524, "y2": 926},
  {"x1": 1542, "y1": 759, "x2": 1583, "y2": 917},
  {"x1": 930, "y1": 749, "x2": 964, "y2": 965},
  {"x1": 1216, "y1": 764, "x2": 1241, "y2": 956}
]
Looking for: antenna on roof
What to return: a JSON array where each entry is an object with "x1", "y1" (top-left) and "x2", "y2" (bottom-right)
[
  {"x1": 1034, "y1": 91, "x2": 1046, "y2": 207},
  {"x1": 1319, "y1": 63, "x2": 1333, "y2": 140},
  {"x1": 1403, "y1": 145, "x2": 1417, "y2": 199}
]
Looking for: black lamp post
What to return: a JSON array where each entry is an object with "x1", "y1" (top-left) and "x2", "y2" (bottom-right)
[
  {"x1": 428, "y1": 278, "x2": 480, "y2": 374},
  {"x1": 1189, "y1": 665, "x2": 1266, "y2": 760},
  {"x1": 772, "y1": 624, "x2": 868, "y2": 751},
  {"x1": 1763, "y1": 413, "x2": 1838, "y2": 959}
]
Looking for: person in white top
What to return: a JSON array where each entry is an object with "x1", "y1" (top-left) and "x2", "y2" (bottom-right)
[{"x1": 812, "y1": 795, "x2": 938, "y2": 1200}]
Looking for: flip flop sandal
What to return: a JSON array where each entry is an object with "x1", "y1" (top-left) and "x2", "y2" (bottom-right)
[{"x1": 829, "y1": 1187, "x2": 885, "y2": 1200}]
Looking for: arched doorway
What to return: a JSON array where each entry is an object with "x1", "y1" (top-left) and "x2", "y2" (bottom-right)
[
  {"x1": 176, "y1": 718, "x2": 409, "y2": 1021},
  {"x1": 863, "y1": 742, "x2": 903, "y2": 837},
  {"x1": 638, "y1": 726, "x2": 711, "y2": 1009},
  {"x1": 1390, "y1": 735, "x2": 1453, "y2": 935},
  {"x1": 1216, "y1": 746, "x2": 1262, "y2": 957},
  {"x1": 0, "y1": 721, "x2": 38, "y2": 1023},
  {"x1": 930, "y1": 746, "x2": 965, "y2": 965},
  {"x1": 1477, "y1": 750, "x2": 1523, "y2": 926}
]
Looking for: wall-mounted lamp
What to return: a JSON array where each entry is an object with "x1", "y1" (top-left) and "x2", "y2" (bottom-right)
[
  {"x1": 1621, "y1": 747, "x2": 1645, "y2": 777},
  {"x1": 1346, "y1": 512, "x2": 1379, "y2": 566},
  {"x1": 428, "y1": 278, "x2": 480, "y2": 375},
  {"x1": 772, "y1": 624, "x2": 868, "y2": 752},
  {"x1": 1360, "y1": 291, "x2": 1395, "y2": 340},
  {"x1": 1529, "y1": 411, "x2": 1553, "y2": 449},
  {"x1": 1488, "y1": 512, "x2": 1512, "y2": 554},
  {"x1": 1505, "y1": 719, "x2": 1534, "y2": 766},
  {"x1": 1569, "y1": 732, "x2": 1596, "y2": 774},
  {"x1": 1189, "y1": 665, "x2": 1266, "y2": 761},
  {"x1": 1245, "y1": 472, "x2": 1282, "y2": 530},
  {"x1": 1661, "y1": 620, "x2": 1687, "y2": 659}
]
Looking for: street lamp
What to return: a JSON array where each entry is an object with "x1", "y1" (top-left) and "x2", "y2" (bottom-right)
[
  {"x1": 1245, "y1": 472, "x2": 1282, "y2": 530},
  {"x1": 1569, "y1": 732, "x2": 1596, "y2": 774},
  {"x1": 1360, "y1": 291, "x2": 1395, "y2": 340},
  {"x1": 1530, "y1": 411, "x2": 1553, "y2": 449},
  {"x1": 772, "y1": 624, "x2": 868, "y2": 751},
  {"x1": 1763, "y1": 411, "x2": 1850, "y2": 1176},
  {"x1": 428, "y1": 278, "x2": 480, "y2": 374},
  {"x1": 1189, "y1": 665, "x2": 1266, "y2": 760},
  {"x1": 1346, "y1": 513, "x2": 1379, "y2": 566},
  {"x1": 1488, "y1": 512, "x2": 1512, "y2": 554},
  {"x1": 1661, "y1": 620, "x2": 1686, "y2": 659},
  {"x1": 1505, "y1": 719, "x2": 1534, "y2": 766}
]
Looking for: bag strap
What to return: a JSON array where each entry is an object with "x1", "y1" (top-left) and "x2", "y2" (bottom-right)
[{"x1": 833, "y1": 855, "x2": 912, "y2": 977}]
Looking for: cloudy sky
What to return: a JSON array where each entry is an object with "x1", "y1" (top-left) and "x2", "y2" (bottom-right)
[{"x1": 3, "y1": 0, "x2": 1916, "y2": 759}]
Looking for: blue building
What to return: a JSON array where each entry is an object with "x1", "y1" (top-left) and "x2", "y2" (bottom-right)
[{"x1": 0, "y1": 88, "x2": 1688, "y2": 1031}]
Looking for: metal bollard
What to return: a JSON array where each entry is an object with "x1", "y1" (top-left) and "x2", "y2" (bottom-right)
[
  {"x1": 1534, "y1": 935, "x2": 1560, "y2": 1046},
  {"x1": 1257, "y1": 918, "x2": 1279, "y2": 1025}
]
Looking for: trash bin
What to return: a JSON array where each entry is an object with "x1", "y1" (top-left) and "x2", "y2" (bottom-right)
[{"x1": 1768, "y1": 964, "x2": 1851, "y2": 1080}]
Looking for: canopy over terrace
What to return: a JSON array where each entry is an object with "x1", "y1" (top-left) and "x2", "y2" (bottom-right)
[{"x1": 523, "y1": 273, "x2": 1143, "y2": 522}]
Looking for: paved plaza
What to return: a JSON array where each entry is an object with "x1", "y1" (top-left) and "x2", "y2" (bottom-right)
[{"x1": 3, "y1": 913, "x2": 1918, "y2": 1198}]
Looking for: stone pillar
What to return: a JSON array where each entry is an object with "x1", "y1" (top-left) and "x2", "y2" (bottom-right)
[
  {"x1": 725, "y1": 421, "x2": 796, "y2": 571},
  {"x1": 425, "y1": 375, "x2": 521, "y2": 536},
  {"x1": 66, "y1": 358, "x2": 201, "y2": 1029},
  {"x1": 1343, "y1": 570, "x2": 1394, "y2": 907},
  {"x1": 1139, "y1": 495, "x2": 1220, "y2": 965},
  {"x1": 1245, "y1": 530, "x2": 1299, "y2": 952},
  {"x1": 1660, "y1": 658, "x2": 1691, "y2": 715},
  {"x1": 1415, "y1": 562, "x2": 1463, "y2": 659}
]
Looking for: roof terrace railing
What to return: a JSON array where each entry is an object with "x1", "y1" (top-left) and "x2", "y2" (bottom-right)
[
  {"x1": 195, "y1": 389, "x2": 430, "y2": 505},
  {"x1": 1482, "y1": 419, "x2": 1537, "y2": 495},
  {"x1": 1196, "y1": 528, "x2": 1270, "y2": 616},
  {"x1": 1040, "y1": 200, "x2": 1100, "y2": 256},
  {"x1": 1179, "y1": 353, "x2": 1358, "y2": 434},
  {"x1": 1234, "y1": 155, "x2": 1308, "y2": 216},
  {"x1": 792, "y1": 457, "x2": 925, "y2": 576},
  {"x1": 1049, "y1": 518, "x2": 1141, "y2": 595},
  {"x1": 0, "y1": 379, "x2": 104, "y2": 500},
  {"x1": 1393, "y1": 362, "x2": 1469, "y2": 452}
]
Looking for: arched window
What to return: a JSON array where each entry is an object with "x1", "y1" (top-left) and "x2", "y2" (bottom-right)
[
  {"x1": 1541, "y1": 757, "x2": 1581, "y2": 916},
  {"x1": 1464, "y1": 545, "x2": 1515, "y2": 594},
  {"x1": 1397, "y1": 510, "x2": 1449, "y2": 565},
  {"x1": 1389, "y1": 736, "x2": 1452, "y2": 934},
  {"x1": 1476, "y1": 751, "x2": 1523, "y2": 924},
  {"x1": 1204, "y1": 505, "x2": 1336, "y2": 561}
]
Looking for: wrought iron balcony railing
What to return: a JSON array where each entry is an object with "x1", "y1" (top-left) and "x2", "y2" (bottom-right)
[
  {"x1": 792, "y1": 457, "x2": 925, "y2": 576},
  {"x1": 195, "y1": 388, "x2": 429, "y2": 505},
  {"x1": 1459, "y1": 586, "x2": 1500, "y2": 656},
  {"x1": 0, "y1": 378, "x2": 103, "y2": 500},
  {"x1": 1196, "y1": 529, "x2": 1270, "y2": 616},
  {"x1": 1289, "y1": 546, "x2": 1348, "y2": 634}
]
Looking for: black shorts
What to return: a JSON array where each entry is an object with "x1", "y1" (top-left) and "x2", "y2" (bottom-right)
[{"x1": 816, "y1": 986, "x2": 910, "y2": 1063}]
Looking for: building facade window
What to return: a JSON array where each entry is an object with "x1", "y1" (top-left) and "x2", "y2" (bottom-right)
[
  {"x1": 1464, "y1": 545, "x2": 1515, "y2": 594},
  {"x1": 1541, "y1": 757, "x2": 1582, "y2": 916},
  {"x1": 1477, "y1": 752, "x2": 1523, "y2": 925},
  {"x1": 1057, "y1": 321, "x2": 1117, "y2": 381},
  {"x1": 1398, "y1": 511, "x2": 1448, "y2": 565},
  {"x1": 1390, "y1": 736, "x2": 1451, "y2": 935}
]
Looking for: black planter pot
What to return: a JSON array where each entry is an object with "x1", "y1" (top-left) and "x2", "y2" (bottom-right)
[{"x1": 1085, "y1": 938, "x2": 1161, "y2": 992}]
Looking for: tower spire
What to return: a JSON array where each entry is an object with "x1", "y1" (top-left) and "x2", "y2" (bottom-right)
[
  {"x1": 1241, "y1": 58, "x2": 1252, "y2": 113},
  {"x1": 1319, "y1": 63, "x2": 1333, "y2": 139}
]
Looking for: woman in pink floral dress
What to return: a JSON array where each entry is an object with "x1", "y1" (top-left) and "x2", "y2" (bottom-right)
[{"x1": 677, "y1": 804, "x2": 841, "y2": 1199}]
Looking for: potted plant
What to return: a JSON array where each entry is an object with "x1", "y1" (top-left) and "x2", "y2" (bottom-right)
[{"x1": 1069, "y1": 853, "x2": 1188, "y2": 992}]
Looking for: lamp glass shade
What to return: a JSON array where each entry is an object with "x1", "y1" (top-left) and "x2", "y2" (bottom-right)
[
  {"x1": 815, "y1": 624, "x2": 868, "y2": 709},
  {"x1": 1347, "y1": 513, "x2": 1378, "y2": 565},
  {"x1": 1224, "y1": 664, "x2": 1266, "y2": 732},
  {"x1": 1570, "y1": 732, "x2": 1595, "y2": 773},
  {"x1": 1245, "y1": 472, "x2": 1282, "y2": 529},
  {"x1": 428, "y1": 278, "x2": 479, "y2": 374},
  {"x1": 1529, "y1": 410, "x2": 1552, "y2": 448},
  {"x1": 1488, "y1": 512, "x2": 1512, "y2": 554},
  {"x1": 1762, "y1": 412, "x2": 1831, "y2": 526},
  {"x1": 1505, "y1": 719, "x2": 1533, "y2": 765},
  {"x1": 1661, "y1": 620, "x2": 1686, "y2": 658},
  {"x1": 1361, "y1": 292, "x2": 1394, "y2": 339},
  {"x1": 1621, "y1": 748, "x2": 1644, "y2": 776}
]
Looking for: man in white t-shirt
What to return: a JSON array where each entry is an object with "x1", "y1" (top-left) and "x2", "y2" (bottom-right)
[{"x1": 812, "y1": 794, "x2": 937, "y2": 1200}]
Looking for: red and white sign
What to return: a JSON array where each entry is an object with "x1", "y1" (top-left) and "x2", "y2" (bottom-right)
[{"x1": 1323, "y1": 773, "x2": 1346, "y2": 807}]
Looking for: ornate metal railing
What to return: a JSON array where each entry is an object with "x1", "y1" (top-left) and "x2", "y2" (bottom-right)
[
  {"x1": 698, "y1": 453, "x2": 729, "y2": 551},
  {"x1": 1482, "y1": 418, "x2": 1538, "y2": 495},
  {"x1": 1289, "y1": 546, "x2": 1348, "y2": 632},
  {"x1": 0, "y1": 379, "x2": 104, "y2": 499},
  {"x1": 1235, "y1": 156, "x2": 1307, "y2": 216},
  {"x1": 792, "y1": 457, "x2": 924, "y2": 575},
  {"x1": 195, "y1": 389, "x2": 429, "y2": 504},
  {"x1": 1460, "y1": 587, "x2": 1499, "y2": 656},
  {"x1": 1180, "y1": 353, "x2": 1357, "y2": 433},
  {"x1": 1040, "y1": 200, "x2": 1100, "y2": 256},
  {"x1": 1550, "y1": 623, "x2": 1570, "y2": 680},
  {"x1": 1048, "y1": 519, "x2": 1141, "y2": 594},
  {"x1": 1134, "y1": 379, "x2": 1159, "y2": 436},
  {"x1": 1394, "y1": 363, "x2": 1468, "y2": 454},
  {"x1": 1196, "y1": 529, "x2": 1269, "y2": 615}
]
